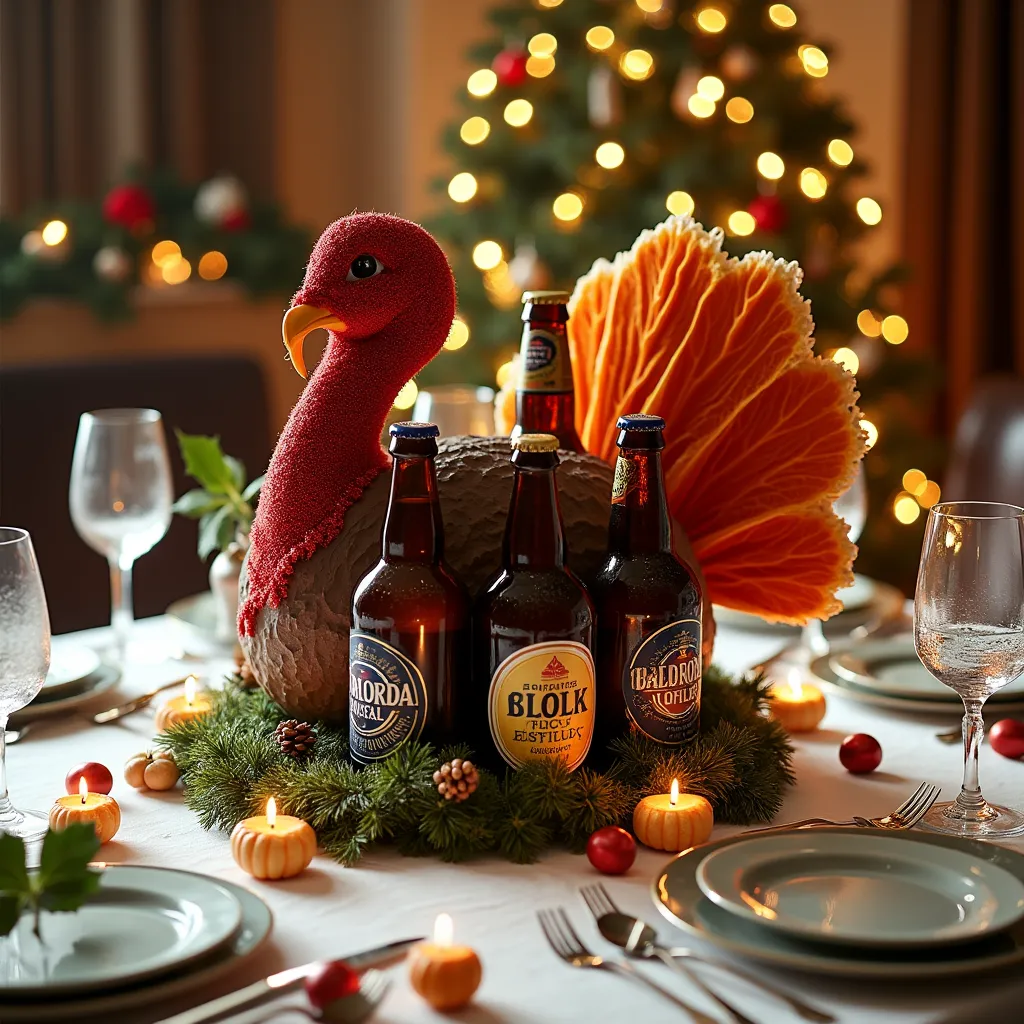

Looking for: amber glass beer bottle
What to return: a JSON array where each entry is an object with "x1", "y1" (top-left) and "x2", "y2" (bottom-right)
[
  {"x1": 349, "y1": 422, "x2": 470, "y2": 765},
  {"x1": 592, "y1": 414, "x2": 702, "y2": 758},
  {"x1": 511, "y1": 291, "x2": 583, "y2": 452},
  {"x1": 475, "y1": 433, "x2": 596, "y2": 771}
]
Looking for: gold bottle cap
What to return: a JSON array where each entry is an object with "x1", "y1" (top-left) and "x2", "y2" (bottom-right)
[
  {"x1": 522, "y1": 290, "x2": 571, "y2": 305},
  {"x1": 512, "y1": 433, "x2": 559, "y2": 453}
]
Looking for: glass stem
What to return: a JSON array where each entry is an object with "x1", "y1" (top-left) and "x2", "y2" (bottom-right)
[
  {"x1": 109, "y1": 555, "x2": 134, "y2": 659},
  {"x1": 0, "y1": 715, "x2": 11, "y2": 819},
  {"x1": 955, "y1": 699, "x2": 987, "y2": 815}
]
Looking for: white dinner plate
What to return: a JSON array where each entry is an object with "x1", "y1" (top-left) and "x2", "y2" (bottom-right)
[
  {"x1": 2, "y1": 866, "x2": 242, "y2": 997},
  {"x1": 1, "y1": 871, "x2": 272, "y2": 1021},
  {"x1": 9, "y1": 665, "x2": 121, "y2": 724},
  {"x1": 41, "y1": 646, "x2": 102, "y2": 699},
  {"x1": 654, "y1": 827, "x2": 1024, "y2": 978},
  {"x1": 830, "y1": 635, "x2": 1024, "y2": 703},
  {"x1": 695, "y1": 831, "x2": 1024, "y2": 947}
]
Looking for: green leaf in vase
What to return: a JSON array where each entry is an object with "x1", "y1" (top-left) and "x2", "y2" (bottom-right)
[{"x1": 175, "y1": 431, "x2": 237, "y2": 495}]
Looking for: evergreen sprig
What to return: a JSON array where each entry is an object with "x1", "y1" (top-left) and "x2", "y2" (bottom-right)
[{"x1": 159, "y1": 667, "x2": 793, "y2": 865}]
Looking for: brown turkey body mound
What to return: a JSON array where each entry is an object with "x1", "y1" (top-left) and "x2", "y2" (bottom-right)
[{"x1": 240, "y1": 435, "x2": 713, "y2": 721}]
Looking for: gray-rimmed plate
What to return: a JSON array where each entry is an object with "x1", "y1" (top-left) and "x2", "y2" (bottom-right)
[
  {"x1": 41, "y1": 646, "x2": 102, "y2": 700},
  {"x1": 695, "y1": 831, "x2": 1024, "y2": 947},
  {"x1": 2, "y1": 865, "x2": 242, "y2": 997},
  {"x1": 1, "y1": 871, "x2": 272, "y2": 1021},
  {"x1": 654, "y1": 827, "x2": 1024, "y2": 978},
  {"x1": 10, "y1": 665, "x2": 121, "y2": 724}
]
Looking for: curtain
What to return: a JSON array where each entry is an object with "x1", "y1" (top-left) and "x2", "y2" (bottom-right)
[{"x1": 901, "y1": 0, "x2": 1024, "y2": 429}]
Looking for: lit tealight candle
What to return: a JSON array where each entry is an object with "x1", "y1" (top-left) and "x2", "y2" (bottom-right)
[
  {"x1": 50, "y1": 775, "x2": 121, "y2": 843},
  {"x1": 154, "y1": 675, "x2": 212, "y2": 732},
  {"x1": 633, "y1": 778, "x2": 714, "y2": 852},
  {"x1": 230, "y1": 797, "x2": 317, "y2": 880},
  {"x1": 769, "y1": 668, "x2": 827, "y2": 732},
  {"x1": 408, "y1": 913, "x2": 482, "y2": 1011}
]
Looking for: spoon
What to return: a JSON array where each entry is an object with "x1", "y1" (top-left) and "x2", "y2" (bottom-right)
[
  {"x1": 595, "y1": 911, "x2": 834, "y2": 1023},
  {"x1": 4, "y1": 724, "x2": 32, "y2": 745},
  {"x1": 221, "y1": 969, "x2": 390, "y2": 1024}
]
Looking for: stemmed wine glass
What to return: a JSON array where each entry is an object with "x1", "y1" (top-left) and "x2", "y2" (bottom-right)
[
  {"x1": 69, "y1": 410, "x2": 173, "y2": 660},
  {"x1": 915, "y1": 501, "x2": 1024, "y2": 837},
  {"x1": 0, "y1": 528, "x2": 51, "y2": 840}
]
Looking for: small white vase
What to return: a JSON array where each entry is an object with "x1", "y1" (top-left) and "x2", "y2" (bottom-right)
[{"x1": 209, "y1": 540, "x2": 246, "y2": 642}]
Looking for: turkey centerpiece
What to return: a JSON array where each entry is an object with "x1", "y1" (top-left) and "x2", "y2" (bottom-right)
[{"x1": 239, "y1": 212, "x2": 862, "y2": 720}]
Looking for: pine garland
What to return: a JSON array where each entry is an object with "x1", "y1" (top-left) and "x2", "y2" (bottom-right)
[{"x1": 159, "y1": 667, "x2": 794, "y2": 865}]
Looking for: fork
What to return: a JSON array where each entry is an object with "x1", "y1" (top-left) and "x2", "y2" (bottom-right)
[
  {"x1": 741, "y1": 781, "x2": 940, "y2": 834},
  {"x1": 538, "y1": 907, "x2": 719, "y2": 1023},
  {"x1": 581, "y1": 882, "x2": 832, "y2": 1023}
]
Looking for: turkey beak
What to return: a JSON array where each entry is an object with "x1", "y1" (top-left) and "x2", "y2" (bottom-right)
[{"x1": 282, "y1": 304, "x2": 346, "y2": 379}]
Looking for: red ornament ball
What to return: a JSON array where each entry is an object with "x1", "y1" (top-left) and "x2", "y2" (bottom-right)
[
  {"x1": 990, "y1": 719, "x2": 1024, "y2": 760},
  {"x1": 102, "y1": 184, "x2": 155, "y2": 232},
  {"x1": 220, "y1": 208, "x2": 252, "y2": 233},
  {"x1": 65, "y1": 762, "x2": 114, "y2": 796},
  {"x1": 839, "y1": 733, "x2": 883, "y2": 774},
  {"x1": 747, "y1": 193, "x2": 788, "y2": 234},
  {"x1": 586, "y1": 826, "x2": 636, "y2": 875},
  {"x1": 493, "y1": 48, "x2": 528, "y2": 87},
  {"x1": 304, "y1": 960, "x2": 360, "y2": 1009}
]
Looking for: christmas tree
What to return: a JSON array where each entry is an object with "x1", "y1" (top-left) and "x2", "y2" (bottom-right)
[{"x1": 423, "y1": 0, "x2": 939, "y2": 589}]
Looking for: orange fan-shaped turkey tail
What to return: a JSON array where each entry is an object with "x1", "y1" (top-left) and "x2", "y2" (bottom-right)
[{"x1": 568, "y1": 214, "x2": 864, "y2": 625}]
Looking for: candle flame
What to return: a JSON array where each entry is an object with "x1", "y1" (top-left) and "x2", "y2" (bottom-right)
[
  {"x1": 185, "y1": 674, "x2": 198, "y2": 706},
  {"x1": 786, "y1": 668, "x2": 804, "y2": 700},
  {"x1": 267, "y1": 796, "x2": 277, "y2": 828},
  {"x1": 434, "y1": 912, "x2": 454, "y2": 947},
  {"x1": 79, "y1": 775, "x2": 88, "y2": 803},
  {"x1": 670, "y1": 778, "x2": 679, "y2": 806}
]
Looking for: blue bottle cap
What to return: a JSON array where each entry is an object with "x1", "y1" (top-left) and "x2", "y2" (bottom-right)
[
  {"x1": 616, "y1": 413, "x2": 665, "y2": 431},
  {"x1": 389, "y1": 421, "x2": 439, "y2": 438}
]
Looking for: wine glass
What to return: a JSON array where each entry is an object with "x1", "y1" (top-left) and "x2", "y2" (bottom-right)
[
  {"x1": 915, "y1": 501, "x2": 1024, "y2": 837},
  {"x1": 69, "y1": 409, "x2": 173, "y2": 660},
  {"x1": 802, "y1": 465, "x2": 868, "y2": 656},
  {"x1": 0, "y1": 528, "x2": 51, "y2": 840},
  {"x1": 412, "y1": 385, "x2": 496, "y2": 437}
]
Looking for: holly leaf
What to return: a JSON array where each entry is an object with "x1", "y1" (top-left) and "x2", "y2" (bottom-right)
[
  {"x1": 175, "y1": 431, "x2": 236, "y2": 495},
  {"x1": 241, "y1": 475, "x2": 265, "y2": 503},
  {"x1": 172, "y1": 489, "x2": 226, "y2": 519},
  {"x1": 224, "y1": 456, "x2": 246, "y2": 491},
  {"x1": 35, "y1": 823, "x2": 102, "y2": 913},
  {"x1": 198, "y1": 504, "x2": 234, "y2": 560},
  {"x1": 0, "y1": 894, "x2": 23, "y2": 937},
  {"x1": 0, "y1": 831, "x2": 28, "y2": 893}
]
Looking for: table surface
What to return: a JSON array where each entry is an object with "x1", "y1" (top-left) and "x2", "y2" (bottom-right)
[{"x1": 7, "y1": 614, "x2": 1024, "y2": 1024}]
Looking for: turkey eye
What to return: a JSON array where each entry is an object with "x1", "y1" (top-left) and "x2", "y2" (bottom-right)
[{"x1": 347, "y1": 254, "x2": 384, "y2": 281}]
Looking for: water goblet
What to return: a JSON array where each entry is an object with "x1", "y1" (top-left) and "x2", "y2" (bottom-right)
[
  {"x1": 915, "y1": 501, "x2": 1024, "y2": 837},
  {"x1": 0, "y1": 528, "x2": 51, "y2": 841},
  {"x1": 69, "y1": 409, "x2": 173, "y2": 661}
]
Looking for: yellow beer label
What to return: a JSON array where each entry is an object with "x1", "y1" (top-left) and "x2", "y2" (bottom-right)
[
  {"x1": 517, "y1": 329, "x2": 573, "y2": 393},
  {"x1": 488, "y1": 641, "x2": 595, "y2": 771},
  {"x1": 611, "y1": 456, "x2": 638, "y2": 502}
]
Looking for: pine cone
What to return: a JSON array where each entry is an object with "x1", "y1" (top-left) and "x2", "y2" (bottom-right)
[
  {"x1": 432, "y1": 758, "x2": 479, "y2": 803},
  {"x1": 274, "y1": 719, "x2": 317, "y2": 758}
]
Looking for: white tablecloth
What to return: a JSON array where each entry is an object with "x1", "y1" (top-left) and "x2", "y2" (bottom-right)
[{"x1": 8, "y1": 616, "x2": 1024, "y2": 1024}]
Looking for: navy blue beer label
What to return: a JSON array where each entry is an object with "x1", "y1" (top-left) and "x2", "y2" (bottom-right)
[
  {"x1": 518, "y1": 329, "x2": 572, "y2": 393},
  {"x1": 349, "y1": 631, "x2": 429, "y2": 764},
  {"x1": 624, "y1": 619, "x2": 701, "y2": 745}
]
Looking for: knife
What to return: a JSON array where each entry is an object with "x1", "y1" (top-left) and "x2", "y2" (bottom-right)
[
  {"x1": 153, "y1": 937, "x2": 422, "y2": 1024},
  {"x1": 93, "y1": 676, "x2": 192, "y2": 724}
]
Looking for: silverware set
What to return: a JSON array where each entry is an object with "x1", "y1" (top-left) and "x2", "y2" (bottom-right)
[
  {"x1": 92, "y1": 675, "x2": 195, "y2": 724},
  {"x1": 540, "y1": 883, "x2": 834, "y2": 1023}
]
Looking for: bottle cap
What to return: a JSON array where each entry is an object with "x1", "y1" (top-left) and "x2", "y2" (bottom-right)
[
  {"x1": 616, "y1": 413, "x2": 666, "y2": 432},
  {"x1": 522, "y1": 290, "x2": 571, "y2": 305},
  {"x1": 512, "y1": 433, "x2": 559, "y2": 453},
  {"x1": 389, "y1": 421, "x2": 439, "y2": 439}
]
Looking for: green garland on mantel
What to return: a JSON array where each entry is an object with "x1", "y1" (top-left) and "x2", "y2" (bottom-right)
[{"x1": 159, "y1": 668, "x2": 794, "y2": 866}]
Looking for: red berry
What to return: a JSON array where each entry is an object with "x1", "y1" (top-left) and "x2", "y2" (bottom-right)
[
  {"x1": 65, "y1": 762, "x2": 114, "y2": 795},
  {"x1": 990, "y1": 719, "x2": 1024, "y2": 760},
  {"x1": 586, "y1": 826, "x2": 637, "y2": 875},
  {"x1": 839, "y1": 733, "x2": 882, "y2": 774},
  {"x1": 102, "y1": 184, "x2": 155, "y2": 232},
  {"x1": 492, "y1": 48, "x2": 528, "y2": 87},
  {"x1": 304, "y1": 960, "x2": 359, "y2": 1009},
  {"x1": 747, "y1": 193, "x2": 788, "y2": 233}
]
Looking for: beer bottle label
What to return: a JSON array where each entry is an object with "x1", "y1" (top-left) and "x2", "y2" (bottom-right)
[
  {"x1": 611, "y1": 456, "x2": 638, "y2": 502},
  {"x1": 488, "y1": 641, "x2": 595, "y2": 771},
  {"x1": 349, "y1": 631, "x2": 429, "y2": 764},
  {"x1": 518, "y1": 329, "x2": 573, "y2": 393},
  {"x1": 624, "y1": 619, "x2": 701, "y2": 745}
]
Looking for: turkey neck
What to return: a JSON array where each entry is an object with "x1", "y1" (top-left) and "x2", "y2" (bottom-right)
[
  {"x1": 608, "y1": 449, "x2": 672, "y2": 555},
  {"x1": 503, "y1": 457, "x2": 566, "y2": 570},
  {"x1": 382, "y1": 449, "x2": 443, "y2": 563}
]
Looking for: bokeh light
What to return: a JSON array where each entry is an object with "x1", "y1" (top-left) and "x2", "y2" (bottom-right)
[
  {"x1": 799, "y1": 45, "x2": 829, "y2": 77},
  {"x1": 460, "y1": 116, "x2": 490, "y2": 145},
  {"x1": 695, "y1": 7, "x2": 728, "y2": 33},
  {"x1": 857, "y1": 309, "x2": 882, "y2": 337},
  {"x1": 831, "y1": 347, "x2": 860, "y2": 375},
  {"x1": 727, "y1": 211, "x2": 756, "y2": 236},
  {"x1": 620, "y1": 49, "x2": 655, "y2": 81},
  {"x1": 697, "y1": 75, "x2": 725, "y2": 101},
  {"x1": 893, "y1": 493, "x2": 921, "y2": 524},
  {"x1": 799, "y1": 167, "x2": 828, "y2": 199},
  {"x1": 528, "y1": 33, "x2": 558, "y2": 57},
  {"x1": 448, "y1": 172, "x2": 478, "y2": 203},
  {"x1": 757, "y1": 152, "x2": 785, "y2": 179},
  {"x1": 444, "y1": 318, "x2": 470, "y2": 351},
  {"x1": 856, "y1": 197, "x2": 883, "y2": 224},
  {"x1": 151, "y1": 240, "x2": 181, "y2": 267},
  {"x1": 687, "y1": 94, "x2": 716, "y2": 118},
  {"x1": 472, "y1": 240, "x2": 503, "y2": 270},
  {"x1": 467, "y1": 69, "x2": 497, "y2": 97},
  {"x1": 504, "y1": 99, "x2": 534, "y2": 126},
  {"x1": 828, "y1": 139, "x2": 854, "y2": 166},
  {"x1": 725, "y1": 97, "x2": 754, "y2": 123},
  {"x1": 666, "y1": 191, "x2": 695, "y2": 216},
  {"x1": 919, "y1": 481, "x2": 941, "y2": 508},
  {"x1": 861, "y1": 418, "x2": 879, "y2": 450},
  {"x1": 768, "y1": 4, "x2": 797, "y2": 28},
  {"x1": 553, "y1": 192, "x2": 584, "y2": 221},
  {"x1": 162, "y1": 257, "x2": 191, "y2": 285},
  {"x1": 198, "y1": 251, "x2": 228, "y2": 281},
  {"x1": 595, "y1": 142, "x2": 625, "y2": 169},
  {"x1": 903, "y1": 469, "x2": 928, "y2": 495},
  {"x1": 586, "y1": 26, "x2": 615, "y2": 51},
  {"x1": 881, "y1": 314, "x2": 909, "y2": 344},
  {"x1": 41, "y1": 220, "x2": 68, "y2": 246},
  {"x1": 394, "y1": 380, "x2": 419, "y2": 410},
  {"x1": 526, "y1": 55, "x2": 555, "y2": 77}
]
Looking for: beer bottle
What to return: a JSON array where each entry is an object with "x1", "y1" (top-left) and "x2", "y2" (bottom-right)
[
  {"x1": 349, "y1": 422, "x2": 470, "y2": 765},
  {"x1": 592, "y1": 414, "x2": 702, "y2": 757},
  {"x1": 511, "y1": 291, "x2": 583, "y2": 452},
  {"x1": 476, "y1": 433, "x2": 596, "y2": 771}
]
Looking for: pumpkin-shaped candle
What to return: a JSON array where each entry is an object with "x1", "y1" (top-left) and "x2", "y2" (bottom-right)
[
  {"x1": 231, "y1": 797, "x2": 317, "y2": 880},
  {"x1": 408, "y1": 913, "x2": 482, "y2": 1011},
  {"x1": 768, "y1": 668, "x2": 827, "y2": 733},
  {"x1": 633, "y1": 778, "x2": 713, "y2": 852},
  {"x1": 50, "y1": 775, "x2": 121, "y2": 844},
  {"x1": 154, "y1": 675, "x2": 213, "y2": 732}
]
